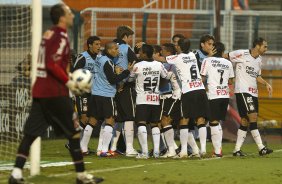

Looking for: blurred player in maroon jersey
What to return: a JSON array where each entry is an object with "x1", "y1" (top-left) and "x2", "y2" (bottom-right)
[{"x1": 9, "y1": 3, "x2": 103, "y2": 184}]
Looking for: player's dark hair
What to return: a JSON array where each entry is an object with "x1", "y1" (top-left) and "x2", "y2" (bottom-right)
[
  {"x1": 213, "y1": 42, "x2": 225, "y2": 57},
  {"x1": 87, "y1": 36, "x2": 100, "y2": 48},
  {"x1": 116, "y1": 25, "x2": 134, "y2": 40},
  {"x1": 178, "y1": 38, "x2": 191, "y2": 54},
  {"x1": 50, "y1": 4, "x2": 65, "y2": 25},
  {"x1": 199, "y1": 34, "x2": 215, "y2": 49},
  {"x1": 172, "y1": 34, "x2": 185, "y2": 42},
  {"x1": 141, "y1": 44, "x2": 154, "y2": 59},
  {"x1": 153, "y1": 45, "x2": 162, "y2": 54},
  {"x1": 162, "y1": 43, "x2": 177, "y2": 55},
  {"x1": 252, "y1": 37, "x2": 266, "y2": 48}
]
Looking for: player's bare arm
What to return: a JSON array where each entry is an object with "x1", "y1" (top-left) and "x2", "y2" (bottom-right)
[{"x1": 257, "y1": 76, "x2": 272, "y2": 96}]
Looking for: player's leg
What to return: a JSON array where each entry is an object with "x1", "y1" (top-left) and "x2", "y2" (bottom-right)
[
  {"x1": 98, "y1": 96, "x2": 116, "y2": 157},
  {"x1": 109, "y1": 122, "x2": 122, "y2": 155},
  {"x1": 247, "y1": 96, "x2": 273, "y2": 155},
  {"x1": 160, "y1": 98, "x2": 178, "y2": 157},
  {"x1": 80, "y1": 95, "x2": 98, "y2": 154},
  {"x1": 135, "y1": 105, "x2": 149, "y2": 158},
  {"x1": 151, "y1": 122, "x2": 161, "y2": 158},
  {"x1": 9, "y1": 99, "x2": 48, "y2": 183},
  {"x1": 233, "y1": 93, "x2": 250, "y2": 156},
  {"x1": 117, "y1": 87, "x2": 138, "y2": 156}
]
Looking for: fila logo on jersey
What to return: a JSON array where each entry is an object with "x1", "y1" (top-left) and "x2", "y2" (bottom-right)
[
  {"x1": 189, "y1": 81, "x2": 202, "y2": 88},
  {"x1": 248, "y1": 87, "x2": 258, "y2": 94},
  {"x1": 216, "y1": 89, "x2": 228, "y2": 95},
  {"x1": 146, "y1": 94, "x2": 159, "y2": 102}
]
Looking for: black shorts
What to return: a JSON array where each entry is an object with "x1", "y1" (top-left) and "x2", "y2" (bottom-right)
[
  {"x1": 235, "y1": 93, "x2": 258, "y2": 118},
  {"x1": 24, "y1": 97, "x2": 77, "y2": 138},
  {"x1": 75, "y1": 93, "x2": 91, "y2": 115},
  {"x1": 135, "y1": 104, "x2": 161, "y2": 123},
  {"x1": 181, "y1": 89, "x2": 210, "y2": 119},
  {"x1": 209, "y1": 98, "x2": 229, "y2": 122},
  {"x1": 115, "y1": 85, "x2": 136, "y2": 122},
  {"x1": 160, "y1": 97, "x2": 181, "y2": 121},
  {"x1": 88, "y1": 95, "x2": 116, "y2": 120}
]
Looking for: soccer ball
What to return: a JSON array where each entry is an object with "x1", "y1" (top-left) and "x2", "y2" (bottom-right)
[{"x1": 70, "y1": 69, "x2": 92, "y2": 93}]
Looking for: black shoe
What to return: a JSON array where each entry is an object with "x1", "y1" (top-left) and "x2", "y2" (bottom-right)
[
  {"x1": 149, "y1": 149, "x2": 154, "y2": 157},
  {"x1": 65, "y1": 143, "x2": 70, "y2": 150},
  {"x1": 259, "y1": 147, "x2": 273, "y2": 156},
  {"x1": 8, "y1": 176, "x2": 25, "y2": 184},
  {"x1": 159, "y1": 148, "x2": 168, "y2": 156},
  {"x1": 76, "y1": 174, "x2": 104, "y2": 184},
  {"x1": 175, "y1": 145, "x2": 181, "y2": 155},
  {"x1": 233, "y1": 150, "x2": 246, "y2": 157}
]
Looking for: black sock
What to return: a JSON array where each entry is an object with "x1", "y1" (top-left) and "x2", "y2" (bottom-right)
[
  {"x1": 69, "y1": 138, "x2": 85, "y2": 173},
  {"x1": 15, "y1": 135, "x2": 37, "y2": 169}
]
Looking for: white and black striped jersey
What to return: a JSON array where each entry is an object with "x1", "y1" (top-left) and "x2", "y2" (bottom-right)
[
  {"x1": 229, "y1": 49, "x2": 262, "y2": 97},
  {"x1": 200, "y1": 57, "x2": 234, "y2": 100},
  {"x1": 166, "y1": 52, "x2": 205, "y2": 94}
]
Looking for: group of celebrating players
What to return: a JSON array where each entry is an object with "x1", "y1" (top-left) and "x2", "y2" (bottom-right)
[
  {"x1": 72, "y1": 25, "x2": 273, "y2": 160},
  {"x1": 8, "y1": 3, "x2": 273, "y2": 184}
]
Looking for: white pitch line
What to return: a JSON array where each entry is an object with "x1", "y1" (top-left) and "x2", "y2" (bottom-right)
[{"x1": 48, "y1": 148, "x2": 282, "y2": 178}]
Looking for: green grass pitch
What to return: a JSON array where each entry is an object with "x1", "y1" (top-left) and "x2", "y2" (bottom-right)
[{"x1": 0, "y1": 138, "x2": 282, "y2": 184}]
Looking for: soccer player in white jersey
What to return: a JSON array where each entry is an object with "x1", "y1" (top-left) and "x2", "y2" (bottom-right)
[
  {"x1": 159, "y1": 43, "x2": 200, "y2": 158},
  {"x1": 166, "y1": 38, "x2": 210, "y2": 158},
  {"x1": 227, "y1": 37, "x2": 273, "y2": 156},
  {"x1": 129, "y1": 44, "x2": 172, "y2": 158},
  {"x1": 201, "y1": 42, "x2": 234, "y2": 157}
]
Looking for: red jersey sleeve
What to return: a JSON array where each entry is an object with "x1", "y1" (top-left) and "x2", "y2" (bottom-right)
[{"x1": 45, "y1": 35, "x2": 69, "y2": 84}]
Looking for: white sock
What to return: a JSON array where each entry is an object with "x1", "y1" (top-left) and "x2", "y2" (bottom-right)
[
  {"x1": 234, "y1": 129, "x2": 247, "y2": 152},
  {"x1": 11, "y1": 167, "x2": 22, "y2": 179},
  {"x1": 180, "y1": 128, "x2": 188, "y2": 154},
  {"x1": 218, "y1": 123, "x2": 223, "y2": 149},
  {"x1": 188, "y1": 131, "x2": 199, "y2": 154},
  {"x1": 152, "y1": 127, "x2": 160, "y2": 154},
  {"x1": 124, "y1": 121, "x2": 135, "y2": 153},
  {"x1": 137, "y1": 126, "x2": 148, "y2": 154},
  {"x1": 210, "y1": 125, "x2": 221, "y2": 154},
  {"x1": 80, "y1": 125, "x2": 93, "y2": 153},
  {"x1": 101, "y1": 125, "x2": 113, "y2": 152},
  {"x1": 251, "y1": 129, "x2": 264, "y2": 150},
  {"x1": 110, "y1": 130, "x2": 121, "y2": 151},
  {"x1": 163, "y1": 126, "x2": 175, "y2": 153},
  {"x1": 97, "y1": 124, "x2": 105, "y2": 152},
  {"x1": 198, "y1": 126, "x2": 207, "y2": 153}
]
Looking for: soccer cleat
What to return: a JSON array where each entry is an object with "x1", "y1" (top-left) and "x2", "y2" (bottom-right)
[
  {"x1": 233, "y1": 150, "x2": 246, "y2": 157},
  {"x1": 99, "y1": 152, "x2": 112, "y2": 157},
  {"x1": 76, "y1": 173, "x2": 104, "y2": 184},
  {"x1": 153, "y1": 152, "x2": 160, "y2": 158},
  {"x1": 212, "y1": 153, "x2": 223, "y2": 158},
  {"x1": 259, "y1": 147, "x2": 273, "y2": 156},
  {"x1": 108, "y1": 150, "x2": 120, "y2": 156},
  {"x1": 189, "y1": 152, "x2": 201, "y2": 158},
  {"x1": 136, "y1": 153, "x2": 149, "y2": 159},
  {"x1": 126, "y1": 149, "x2": 139, "y2": 157},
  {"x1": 173, "y1": 152, "x2": 188, "y2": 159},
  {"x1": 160, "y1": 150, "x2": 176, "y2": 158},
  {"x1": 96, "y1": 150, "x2": 102, "y2": 156},
  {"x1": 8, "y1": 176, "x2": 25, "y2": 184}
]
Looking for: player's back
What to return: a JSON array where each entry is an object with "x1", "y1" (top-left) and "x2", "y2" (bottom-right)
[
  {"x1": 201, "y1": 57, "x2": 234, "y2": 99},
  {"x1": 134, "y1": 60, "x2": 165, "y2": 105},
  {"x1": 166, "y1": 52, "x2": 204, "y2": 93},
  {"x1": 32, "y1": 26, "x2": 70, "y2": 98}
]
